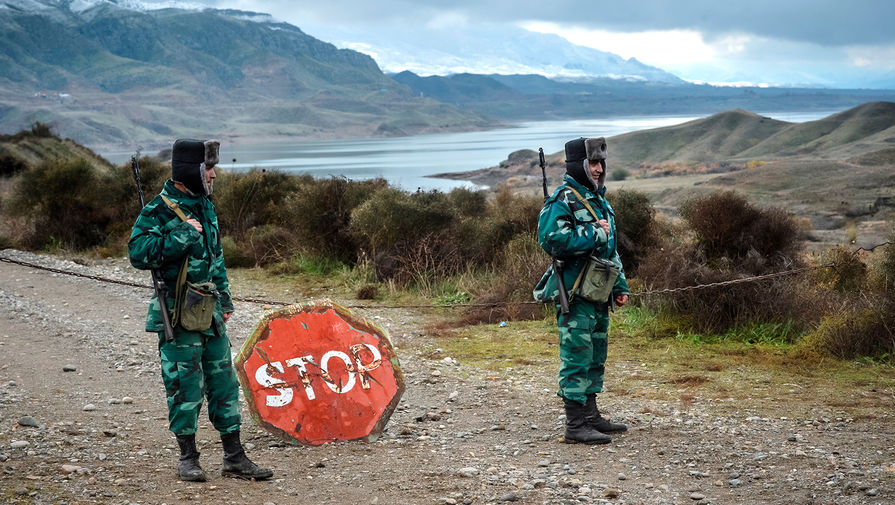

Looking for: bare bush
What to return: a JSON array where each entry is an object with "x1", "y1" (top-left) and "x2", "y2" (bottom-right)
[{"x1": 607, "y1": 189, "x2": 659, "y2": 275}]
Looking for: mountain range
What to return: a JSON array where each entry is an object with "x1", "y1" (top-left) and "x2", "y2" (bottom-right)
[
  {"x1": 299, "y1": 21, "x2": 684, "y2": 83},
  {"x1": 0, "y1": 0, "x2": 490, "y2": 148},
  {"x1": 2, "y1": 0, "x2": 894, "y2": 151},
  {"x1": 392, "y1": 71, "x2": 895, "y2": 120}
]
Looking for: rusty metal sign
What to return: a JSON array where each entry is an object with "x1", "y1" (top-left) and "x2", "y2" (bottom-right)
[{"x1": 234, "y1": 300, "x2": 405, "y2": 445}]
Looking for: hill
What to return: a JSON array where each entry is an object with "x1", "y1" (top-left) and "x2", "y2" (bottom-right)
[
  {"x1": 0, "y1": 124, "x2": 112, "y2": 173},
  {"x1": 438, "y1": 103, "x2": 895, "y2": 249},
  {"x1": 0, "y1": 1, "x2": 490, "y2": 149}
]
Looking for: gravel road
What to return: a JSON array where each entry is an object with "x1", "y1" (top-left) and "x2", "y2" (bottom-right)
[{"x1": 1, "y1": 249, "x2": 893, "y2": 505}]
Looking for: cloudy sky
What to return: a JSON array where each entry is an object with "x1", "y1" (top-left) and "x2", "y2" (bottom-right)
[{"x1": 158, "y1": 0, "x2": 895, "y2": 87}]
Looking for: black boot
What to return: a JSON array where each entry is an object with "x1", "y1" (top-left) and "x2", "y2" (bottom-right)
[
  {"x1": 585, "y1": 394, "x2": 627, "y2": 433},
  {"x1": 176, "y1": 434, "x2": 207, "y2": 482},
  {"x1": 563, "y1": 399, "x2": 611, "y2": 445},
  {"x1": 221, "y1": 431, "x2": 274, "y2": 480}
]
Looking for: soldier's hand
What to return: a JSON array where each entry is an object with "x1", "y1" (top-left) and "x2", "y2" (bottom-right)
[
  {"x1": 615, "y1": 294, "x2": 629, "y2": 307},
  {"x1": 223, "y1": 312, "x2": 233, "y2": 323},
  {"x1": 598, "y1": 219, "x2": 610, "y2": 235},
  {"x1": 186, "y1": 218, "x2": 203, "y2": 233}
]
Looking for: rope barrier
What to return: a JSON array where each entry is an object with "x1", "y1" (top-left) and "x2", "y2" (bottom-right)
[{"x1": 0, "y1": 242, "x2": 888, "y2": 310}]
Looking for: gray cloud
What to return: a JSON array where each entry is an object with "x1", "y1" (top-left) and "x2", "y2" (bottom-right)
[{"x1": 203, "y1": 0, "x2": 895, "y2": 47}]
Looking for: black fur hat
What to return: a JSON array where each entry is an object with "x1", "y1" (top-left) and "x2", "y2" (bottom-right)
[{"x1": 172, "y1": 139, "x2": 219, "y2": 196}]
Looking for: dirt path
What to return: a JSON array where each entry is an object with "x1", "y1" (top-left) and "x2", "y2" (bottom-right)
[{"x1": 1, "y1": 250, "x2": 893, "y2": 505}]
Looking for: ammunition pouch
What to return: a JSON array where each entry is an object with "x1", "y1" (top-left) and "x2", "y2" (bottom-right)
[
  {"x1": 572, "y1": 254, "x2": 619, "y2": 304},
  {"x1": 175, "y1": 280, "x2": 218, "y2": 332}
]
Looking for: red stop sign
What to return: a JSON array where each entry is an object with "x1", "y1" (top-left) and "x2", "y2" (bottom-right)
[{"x1": 234, "y1": 300, "x2": 405, "y2": 445}]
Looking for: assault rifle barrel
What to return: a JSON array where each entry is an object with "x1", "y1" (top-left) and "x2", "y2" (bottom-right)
[
  {"x1": 131, "y1": 155, "x2": 176, "y2": 343},
  {"x1": 539, "y1": 148, "x2": 570, "y2": 315}
]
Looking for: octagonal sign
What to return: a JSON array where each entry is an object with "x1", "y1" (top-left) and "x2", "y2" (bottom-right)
[{"x1": 234, "y1": 300, "x2": 405, "y2": 445}]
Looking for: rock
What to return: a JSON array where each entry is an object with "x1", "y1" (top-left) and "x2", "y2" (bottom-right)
[
  {"x1": 604, "y1": 488, "x2": 620, "y2": 498},
  {"x1": 442, "y1": 498, "x2": 458, "y2": 505},
  {"x1": 108, "y1": 398, "x2": 121, "y2": 405},
  {"x1": 866, "y1": 489, "x2": 879, "y2": 497},
  {"x1": 458, "y1": 467, "x2": 480, "y2": 477},
  {"x1": 122, "y1": 397, "x2": 134, "y2": 404},
  {"x1": 499, "y1": 492, "x2": 518, "y2": 502},
  {"x1": 690, "y1": 492, "x2": 706, "y2": 500},
  {"x1": 18, "y1": 416, "x2": 39, "y2": 428},
  {"x1": 61, "y1": 464, "x2": 81, "y2": 473},
  {"x1": 11, "y1": 441, "x2": 30, "y2": 449},
  {"x1": 63, "y1": 365, "x2": 77, "y2": 372},
  {"x1": 618, "y1": 473, "x2": 626, "y2": 480},
  {"x1": 729, "y1": 479, "x2": 742, "y2": 486}
]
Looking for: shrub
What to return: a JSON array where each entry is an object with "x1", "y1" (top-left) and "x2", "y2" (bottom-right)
[
  {"x1": 7, "y1": 158, "x2": 108, "y2": 249},
  {"x1": 355, "y1": 284, "x2": 380, "y2": 300},
  {"x1": 812, "y1": 245, "x2": 866, "y2": 293},
  {"x1": 611, "y1": 168, "x2": 630, "y2": 181},
  {"x1": 0, "y1": 154, "x2": 27, "y2": 177},
  {"x1": 803, "y1": 306, "x2": 894, "y2": 360},
  {"x1": 281, "y1": 176, "x2": 387, "y2": 264},
  {"x1": 30, "y1": 121, "x2": 53, "y2": 138},
  {"x1": 220, "y1": 235, "x2": 254, "y2": 268},
  {"x1": 213, "y1": 169, "x2": 300, "y2": 241},
  {"x1": 638, "y1": 192, "x2": 809, "y2": 332},
  {"x1": 680, "y1": 191, "x2": 802, "y2": 272},
  {"x1": 607, "y1": 189, "x2": 658, "y2": 275},
  {"x1": 867, "y1": 237, "x2": 895, "y2": 297},
  {"x1": 460, "y1": 234, "x2": 549, "y2": 325}
]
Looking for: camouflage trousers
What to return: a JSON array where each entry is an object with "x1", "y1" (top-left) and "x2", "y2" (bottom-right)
[
  {"x1": 556, "y1": 299, "x2": 609, "y2": 405},
  {"x1": 157, "y1": 324, "x2": 241, "y2": 436}
]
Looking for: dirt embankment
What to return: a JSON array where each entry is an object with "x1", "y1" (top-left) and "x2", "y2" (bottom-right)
[{"x1": 1, "y1": 250, "x2": 893, "y2": 505}]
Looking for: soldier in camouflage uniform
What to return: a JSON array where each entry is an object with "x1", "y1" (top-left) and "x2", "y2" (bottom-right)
[
  {"x1": 533, "y1": 137, "x2": 630, "y2": 445},
  {"x1": 129, "y1": 139, "x2": 273, "y2": 481}
]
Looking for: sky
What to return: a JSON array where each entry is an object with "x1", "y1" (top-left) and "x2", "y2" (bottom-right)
[{"x1": 149, "y1": 0, "x2": 895, "y2": 88}]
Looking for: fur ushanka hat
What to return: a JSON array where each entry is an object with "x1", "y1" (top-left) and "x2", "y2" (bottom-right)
[
  {"x1": 564, "y1": 137, "x2": 607, "y2": 191},
  {"x1": 172, "y1": 138, "x2": 219, "y2": 196}
]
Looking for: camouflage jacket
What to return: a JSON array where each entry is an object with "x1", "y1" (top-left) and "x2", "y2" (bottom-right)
[
  {"x1": 128, "y1": 180, "x2": 233, "y2": 333},
  {"x1": 533, "y1": 174, "x2": 630, "y2": 304}
]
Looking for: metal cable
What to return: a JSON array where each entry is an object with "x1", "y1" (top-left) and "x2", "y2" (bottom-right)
[{"x1": 0, "y1": 244, "x2": 885, "y2": 309}]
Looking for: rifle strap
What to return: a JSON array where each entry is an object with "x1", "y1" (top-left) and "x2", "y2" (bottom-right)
[{"x1": 160, "y1": 194, "x2": 191, "y2": 327}]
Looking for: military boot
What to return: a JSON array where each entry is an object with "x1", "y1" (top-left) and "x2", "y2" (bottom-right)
[
  {"x1": 585, "y1": 394, "x2": 627, "y2": 433},
  {"x1": 221, "y1": 431, "x2": 274, "y2": 480},
  {"x1": 176, "y1": 434, "x2": 207, "y2": 482},
  {"x1": 563, "y1": 399, "x2": 611, "y2": 445}
]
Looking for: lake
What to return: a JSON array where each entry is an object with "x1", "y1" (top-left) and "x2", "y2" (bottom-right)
[{"x1": 102, "y1": 110, "x2": 838, "y2": 191}]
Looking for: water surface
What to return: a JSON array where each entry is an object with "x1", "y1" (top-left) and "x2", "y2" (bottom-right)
[{"x1": 103, "y1": 111, "x2": 839, "y2": 191}]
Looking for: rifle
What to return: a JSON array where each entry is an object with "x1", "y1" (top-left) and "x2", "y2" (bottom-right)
[
  {"x1": 131, "y1": 155, "x2": 176, "y2": 343},
  {"x1": 539, "y1": 148, "x2": 570, "y2": 315}
]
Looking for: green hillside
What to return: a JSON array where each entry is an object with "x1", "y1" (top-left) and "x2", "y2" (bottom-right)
[
  {"x1": 609, "y1": 109, "x2": 791, "y2": 162},
  {"x1": 738, "y1": 101, "x2": 895, "y2": 158},
  {"x1": 0, "y1": 126, "x2": 112, "y2": 172},
  {"x1": 605, "y1": 101, "x2": 895, "y2": 163}
]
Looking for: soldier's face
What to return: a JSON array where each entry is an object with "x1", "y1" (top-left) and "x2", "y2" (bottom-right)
[
  {"x1": 205, "y1": 166, "x2": 216, "y2": 193},
  {"x1": 588, "y1": 159, "x2": 603, "y2": 179}
]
